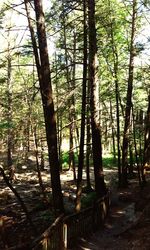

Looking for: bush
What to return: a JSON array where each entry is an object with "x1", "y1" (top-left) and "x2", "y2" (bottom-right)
[{"x1": 61, "y1": 151, "x2": 78, "y2": 170}]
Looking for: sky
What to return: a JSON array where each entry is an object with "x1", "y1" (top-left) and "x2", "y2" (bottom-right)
[{"x1": 0, "y1": 0, "x2": 54, "y2": 56}]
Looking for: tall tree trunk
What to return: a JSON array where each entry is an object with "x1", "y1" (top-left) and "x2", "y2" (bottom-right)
[
  {"x1": 33, "y1": 126, "x2": 46, "y2": 197},
  {"x1": 132, "y1": 106, "x2": 142, "y2": 187},
  {"x1": 61, "y1": 2, "x2": 75, "y2": 172},
  {"x1": 86, "y1": 76, "x2": 92, "y2": 191},
  {"x1": 109, "y1": 1, "x2": 121, "y2": 184},
  {"x1": 110, "y1": 99, "x2": 116, "y2": 161},
  {"x1": 7, "y1": 55, "x2": 13, "y2": 168},
  {"x1": 40, "y1": 139, "x2": 45, "y2": 170},
  {"x1": 71, "y1": 30, "x2": 78, "y2": 180},
  {"x1": 121, "y1": 0, "x2": 137, "y2": 187},
  {"x1": 129, "y1": 142, "x2": 134, "y2": 176},
  {"x1": 24, "y1": 0, "x2": 64, "y2": 215},
  {"x1": 115, "y1": 75, "x2": 121, "y2": 184},
  {"x1": 143, "y1": 93, "x2": 150, "y2": 179},
  {"x1": 75, "y1": 0, "x2": 88, "y2": 212},
  {"x1": 55, "y1": 53, "x2": 62, "y2": 171},
  {"x1": 139, "y1": 110, "x2": 144, "y2": 167},
  {"x1": 88, "y1": 0, "x2": 106, "y2": 197}
]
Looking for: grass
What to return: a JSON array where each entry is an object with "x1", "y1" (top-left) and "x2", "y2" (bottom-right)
[
  {"x1": 103, "y1": 155, "x2": 117, "y2": 169},
  {"x1": 61, "y1": 152, "x2": 117, "y2": 170},
  {"x1": 61, "y1": 151, "x2": 78, "y2": 170}
]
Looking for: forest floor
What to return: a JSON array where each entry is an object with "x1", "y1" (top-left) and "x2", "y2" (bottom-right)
[
  {"x1": 75, "y1": 177, "x2": 150, "y2": 250},
  {"x1": 0, "y1": 153, "x2": 150, "y2": 249}
]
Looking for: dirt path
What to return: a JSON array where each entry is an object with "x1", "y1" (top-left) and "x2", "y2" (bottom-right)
[
  {"x1": 74, "y1": 180, "x2": 150, "y2": 250},
  {"x1": 75, "y1": 196, "x2": 135, "y2": 249}
]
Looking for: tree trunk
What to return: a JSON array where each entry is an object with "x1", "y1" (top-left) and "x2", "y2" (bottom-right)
[
  {"x1": 121, "y1": 0, "x2": 137, "y2": 187},
  {"x1": 33, "y1": 126, "x2": 46, "y2": 197},
  {"x1": 0, "y1": 166, "x2": 36, "y2": 232},
  {"x1": 40, "y1": 140, "x2": 45, "y2": 171},
  {"x1": 132, "y1": 106, "x2": 142, "y2": 187},
  {"x1": 7, "y1": 56, "x2": 13, "y2": 168},
  {"x1": 129, "y1": 143, "x2": 134, "y2": 176},
  {"x1": 110, "y1": 99, "x2": 116, "y2": 161},
  {"x1": 71, "y1": 30, "x2": 78, "y2": 180},
  {"x1": 88, "y1": 0, "x2": 106, "y2": 197},
  {"x1": 86, "y1": 76, "x2": 92, "y2": 191},
  {"x1": 75, "y1": 0, "x2": 88, "y2": 212},
  {"x1": 143, "y1": 93, "x2": 150, "y2": 178},
  {"x1": 24, "y1": 0, "x2": 64, "y2": 215},
  {"x1": 61, "y1": 2, "x2": 75, "y2": 172},
  {"x1": 109, "y1": 3, "x2": 121, "y2": 185},
  {"x1": 55, "y1": 53, "x2": 62, "y2": 171}
]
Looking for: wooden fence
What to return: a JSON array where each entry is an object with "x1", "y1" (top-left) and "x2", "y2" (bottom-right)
[{"x1": 32, "y1": 191, "x2": 110, "y2": 250}]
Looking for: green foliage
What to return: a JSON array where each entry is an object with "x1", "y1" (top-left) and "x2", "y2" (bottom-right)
[
  {"x1": 103, "y1": 156, "x2": 117, "y2": 169},
  {"x1": 61, "y1": 152, "x2": 69, "y2": 165},
  {"x1": 62, "y1": 161, "x2": 69, "y2": 170},
  {"x1": 0, "y1": 121, "x2": 14, "y2": 129},
  {"x1": 61, "y1": 151, "x2": 78, "y2": 169},
  {"x1": 0, "y1": 77, "x2": 7, "y2": 83}
]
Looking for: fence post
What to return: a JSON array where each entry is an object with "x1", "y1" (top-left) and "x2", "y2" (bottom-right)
[
  {"x1": 63, "y1": 224, "x2": 67, "y2": 250},
  {"x1": 92, "y1": 201, "x2": 97, "y2": 232}
]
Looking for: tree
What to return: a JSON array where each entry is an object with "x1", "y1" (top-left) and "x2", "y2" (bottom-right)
[
  {"x1": 96, "y1": 0, "x2": 129, "y2": 185},
  {"x1": 6, "y1": 41, "x2": 13, "y2": 169},
  {"x1": 143, "y1": 93, "x2": 150, "y2": 171},
  {"x1": 75, "y1": 0, "x2": 88, "y2": 212},
  {"x1": 88, "y1": 0, "x2": 107, "y2": 197},
  {"x1": 121, "y1": 0, "x2": 137, "y2": 187},
  {"x1": 24, "y1": 0, "x2": 64, "y2": 215}
]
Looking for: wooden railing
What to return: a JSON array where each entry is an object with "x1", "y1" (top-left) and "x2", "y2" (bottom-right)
[
  {"x1": 32, "y1": 191, "x2": 110, "y2": 250},
  {"x1": 32, "y1": 215, "x2": 64, "y2": 250}
]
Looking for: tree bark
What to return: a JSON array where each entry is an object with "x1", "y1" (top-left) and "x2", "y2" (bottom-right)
[
  {"x1": 24, "y1": 0, "x2": 64, "y2": 215},
  {"x1": 86, "y1": 75, "x2": 92, "y2": 191},
  {"x1": 132, "y1": 106, "x2": 142, "y2": 187},
  {"x1": 55, "y1": 53, "x2": 62, "y2": 171},
  {"x1": 61, "y1": 2, "x2": 75, "y2": 172},
  {"x1": 143, "y1": 93, "x2": 150, "y2": 176},
  {"x1": 121, "y1": 0, "x2": 137, "y2": 187},
  {"x1": 110, "y1": 99, "x2": 116, "y2": 161},
  {"x1": 108, "y1": 1, "x2": 121, "y2": 184},
  {"x1": 75, "y1": 0, "x2": 88, "y2": 212},
  {"x1": 88, "y1": 0, "x2": 106, "y2": 197},
  {"x1": 33, "y1": 126, "x2": 46, "y2": 197},
  {"x1": 7, "y1": 55, "x2": 13, "y2": 168}
]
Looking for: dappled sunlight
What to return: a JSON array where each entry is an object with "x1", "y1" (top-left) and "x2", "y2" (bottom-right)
[
  {"x1": 116, "y1": 210, "x2": 125, "y2": 215},
  {"x1": 79, "y1": 237, "x2": 98, "y2": 250},
  {"x1": 111, "y1": 209, "x2": 125, "y2": 219},
  {"x1": 104, "y1": 168, "x2": 117, "y2": 173},
  {"x1": 60, "y1": 166, "x2": 118, "y2": 193},
  {"x1": 1, "y1": 158, "x2": 150, "y2": 249},
  {"x1": 60, "y1": 170, "x2": 74, "y2": 182},
  {"x1": 14, "y1": 170, "x2": 50, "y2": 184},
  {"x1": 21, "y1": 165, "x2": 27, "y2": 170}
]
